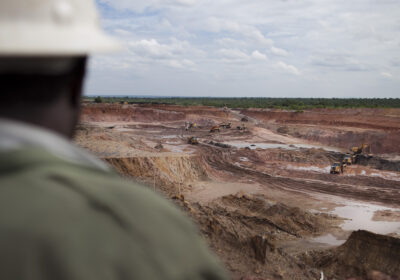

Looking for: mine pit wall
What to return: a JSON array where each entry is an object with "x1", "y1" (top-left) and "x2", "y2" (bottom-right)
[
  {"x1": 80, "y1": 104, "x2": 230, "y2": 123},
  {"x1": 285, "y1": 127, "x2": 400, "y2": 155},
  {"x1": 240, "y1": 109, "x2": 400, "y2": 154},
  {"x1": 104, "y1": 155, "x2": 208, "y2": 195},
  {"x1": 81, "y1": 104, "x2": 186, "y2": 123}
]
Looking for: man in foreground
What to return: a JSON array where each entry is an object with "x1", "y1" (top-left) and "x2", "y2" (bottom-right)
[{"x1": 0, "y1": 0, "x2": 228, "y2": 279}]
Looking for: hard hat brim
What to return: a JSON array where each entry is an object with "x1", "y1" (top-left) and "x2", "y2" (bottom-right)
[{"x1": 0, "y1": 23, "x2": 121, "y2": 56}]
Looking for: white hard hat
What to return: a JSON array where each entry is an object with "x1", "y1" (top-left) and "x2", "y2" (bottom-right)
[{"x1": 0, "y1": 0, "x2": 120, "y2": 56}]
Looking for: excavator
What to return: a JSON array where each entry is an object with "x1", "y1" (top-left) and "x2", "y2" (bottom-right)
[
  {"x1": 185, "y1": 122, "x2": 197, "y2": 131},
  {"x1": 210, "y1": 125, "x2": 220, "y2": 133},
  {"x1": 351, "y1": 143, "x2": 370, "y2": 154},
  {"x1": 188, "y1": 136, "x2": 199, "y2": 145},
  {"x1": 330, "y1": 162, "x2": 343, "y2": 174},
  {"x1": 350, "y1": 143, "x2": 370, "y2": 164}
]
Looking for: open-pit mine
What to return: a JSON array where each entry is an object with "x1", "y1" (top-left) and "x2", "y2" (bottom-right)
[{"x1": 75, "y1": 103, "x2": 400, "y2": 280}]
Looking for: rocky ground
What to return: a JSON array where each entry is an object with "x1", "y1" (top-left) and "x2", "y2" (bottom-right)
[{"x1": 74, "y1": 103, "x2": 400, "y2": 279}]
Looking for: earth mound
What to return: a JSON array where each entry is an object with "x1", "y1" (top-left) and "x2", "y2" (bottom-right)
[
  {"x1": 178, "y1": 193, "x2": 336, "y2": 279},
  {"x1": 308, "y1": 230, "x2": 400, "y2": 279}
]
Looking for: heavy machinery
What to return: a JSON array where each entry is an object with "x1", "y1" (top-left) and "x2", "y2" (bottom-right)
[
  {"x1": 330, "y1": 162, "x2": 343, "y2": 174},
  {"x1": 351, "y1": 143, "x2": 370, "y2": 155},
  {"x1": 350, "y1": 143, "x2": 371, "y2": 164},
  {"x1": 188, "y1": 136, "x2": 199, "y2": 145},
  {"x1": 210, "y1": 126, "x2": 220, "y2": 133},
  {"x1": 185, "y1": 122, "x2": 197, "y2": 131},
  {"x1": 220, "y1": 123, "x2": 231, "y2": 129},
  {"x1": 237, "y1": 124, "x2": 246, "y2": 131},
  {"x1": 342, "y1": 154, "x2": 352, "y2": 166}
]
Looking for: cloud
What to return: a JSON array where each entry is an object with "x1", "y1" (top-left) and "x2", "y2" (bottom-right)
[
  {"x1": 270, "y1": 47, "x2": 289, "y2": 57},
  {"x1": 251, "y1": 50, "x2": 268, "y2": 61},
  {"x1": 218, "y1": 49, "x2": 250, "y2": 61},
  {"x1": 88, "y1": 0, "x2": 400, "y2": 97},
  {"x1": 381, "y1": 72, "x2": 393, "y2": 78},
  {"x1": 205, "y1": 18, "x2": 274, "y2": 47},
  {"x1": 276, "y1": 61, "x2": 301, "y2": 75},
  {"x1": 311, "y1": 52, "x2": 369, "y2": 72}
]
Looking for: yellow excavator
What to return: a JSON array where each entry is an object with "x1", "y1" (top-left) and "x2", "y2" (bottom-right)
[
  {"x1": 351, "y1": 143, "x2": 370, "y2": 155},
  {"x1": 185, "y1": 122, "x2": 197, "y2": 131},
  {"x1": 188, "y1": 136, "x2": 199, "y2": 145},
  {"x1": 350, "y1": 143, "x2": 371, "y2": 164}
]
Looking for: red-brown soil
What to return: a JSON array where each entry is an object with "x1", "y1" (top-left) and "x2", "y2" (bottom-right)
[
  {"x1": 75, "y1": 104, "x2": 400, "y2": 279},
  {"x1": 240, "y1": 108, "x2": 400, "y2": 154}
]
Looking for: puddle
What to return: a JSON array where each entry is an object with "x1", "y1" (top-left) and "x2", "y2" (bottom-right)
[
  {"x1": 286, "y1": 165, "x2": 331, "y2": 173},
  {"x1": 239, "y1": 157, "x2": 249, "y2": 162},
  {"x1": 310, "y1": 234, "x2": 346, "y2": 246},
  {"x1": 225, "y1": 142, "x2": 343, "y2": 153},
  {"x1": 161, "y1": 135, "x2": 179, "y2": 139},
  {"x1": 332, "y1": 202, "x2": 400, "y2": 235}
]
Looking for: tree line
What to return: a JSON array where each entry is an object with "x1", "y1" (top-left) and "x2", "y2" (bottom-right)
[{"x1": 88, "y1": 96, "x2": 400, "y2": 110}]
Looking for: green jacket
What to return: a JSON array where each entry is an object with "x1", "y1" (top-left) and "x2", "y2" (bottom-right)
[{"x1": 0, "y1": 148, "x2": 227, "y2": 280}]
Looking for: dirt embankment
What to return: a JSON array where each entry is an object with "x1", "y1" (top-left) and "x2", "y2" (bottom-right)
[
  {"x1": 240, "y1": 108, "x2": 400, "y2": 154},
  {"x1": 305, "y1": 230, "x2": 400, "y2": 279},
  {"x1": 80, "y1": 104, "x2": 186, "y2": 123},
  {"x1": 105, "y1": 155, "x2": 208, "y2": 195},
  {"x1": 175, "y1": 193, "x2": 337, "y2": 280},
  {"x1": 138, "y1": 104, "x2": 231, "y2": 119},
  {"x1": 240, "y1": 108, "x2": 400, "y2": 131},
  {"x1": 80, "y1": 103, "x2": 230, "y2": 123}
]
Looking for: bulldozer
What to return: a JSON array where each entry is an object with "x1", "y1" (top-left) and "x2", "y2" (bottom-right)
[
  {"x1": 210, "y1": 125, "x2": 220, "y2": 133},
  {"x1": 188, "y1": 136, "x2": 199, "y2": 145},
  {"x1": 330, "y1": 162, "x2": 343, "y2": 174},
  {"x1": 342, "y1": 154, "x2": 352, "y2": 166}
]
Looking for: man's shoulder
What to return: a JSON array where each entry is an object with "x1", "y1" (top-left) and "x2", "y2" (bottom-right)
[
  {"x1": 0, "y1": 147, "x2": 228, "y2": 279},
  {"x1": 0, "y1": 147, "x2": 190, "y2": 229}
]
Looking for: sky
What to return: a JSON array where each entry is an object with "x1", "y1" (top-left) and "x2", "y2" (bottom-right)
[{"x1": 85, "y1": 0, "x2": 400, "y2": 98}]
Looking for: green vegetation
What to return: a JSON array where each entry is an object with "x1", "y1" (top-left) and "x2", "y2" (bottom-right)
[
  {"x1": 94, "y1": 96, "x2": 103, "y2": 103},
  {"x1": 85, "y1": 97, "x2": 400, "y2": 110}
]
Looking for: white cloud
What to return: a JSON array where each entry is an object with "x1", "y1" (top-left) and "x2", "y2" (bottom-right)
[
  {"x1": 251, "y1": 50, "x2": 268, "y2": 61},
  {"x1": 277, "y1": 61, "x2": 301, "y2": 75},
  {"x1": 381, "y1": 72, "x2": 393, "y2": 78},
  {"x1": 270, "y1": 47, "x2": 289, "y2": 57},
  {"x1": 218, "y1": 48, "x2": 250, "y2": 61}
]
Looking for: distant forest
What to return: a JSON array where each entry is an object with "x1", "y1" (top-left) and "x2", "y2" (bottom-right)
[{"x1": 87, "y1": 96, "x2": 400, "y2": 110}]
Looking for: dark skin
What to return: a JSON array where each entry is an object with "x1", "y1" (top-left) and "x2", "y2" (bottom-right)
[{"x1": 0, "y1": 57, "x2": 87, "y2": 139}]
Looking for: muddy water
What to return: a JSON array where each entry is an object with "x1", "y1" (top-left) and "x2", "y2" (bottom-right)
[
  {"x1": 310, "y1": 202, "x2": 400, "y2": 246},
  {"x1": 310, "y1": 234, "x2": 346, "y2": 246},
  {"x1": 226, "y1": 142, "x2": 344, "y2": 153},
  {"x1": 332, "y1": 202, "x2": 400, "y2": 235}
]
